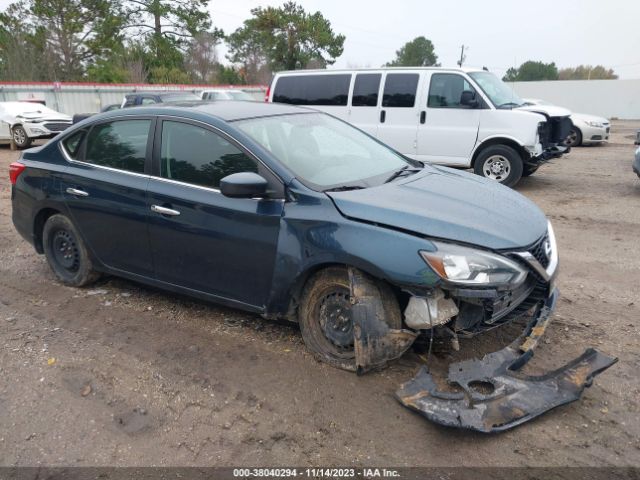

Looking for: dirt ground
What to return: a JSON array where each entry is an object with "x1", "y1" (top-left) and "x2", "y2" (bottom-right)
[{"x1": 0, "y1": 122, "x2": 639, "y2": 468}]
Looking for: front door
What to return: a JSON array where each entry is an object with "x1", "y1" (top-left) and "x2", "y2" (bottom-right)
[
  {"x1": 376, "y1": 72, "x2": 421, "y2": 157},
  {"x1": 146, "y1": 118, "x2": 283, "y2": 308},
  {"x1": 416, "y1": 72, "x2": 481, "y2": 166},
  {"x1": 60, "y1": 118, "x2": 154, "y2": 275}
]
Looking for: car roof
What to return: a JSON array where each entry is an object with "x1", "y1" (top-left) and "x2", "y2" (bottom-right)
[
  {"x1": 105, "y1": 100, "x2": 313, "y2": 122},
  {"x1": 125, "y1": 91, "x2": 199, "y2": 98},
  {"x1": 274, "y1": 66, "x2": 487, "y2": 75}
]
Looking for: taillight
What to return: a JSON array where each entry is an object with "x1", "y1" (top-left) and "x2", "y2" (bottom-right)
[
  {"x1": 264, "y1": 86, "x2": 270, "y2": 102},
  {"x1": 9, "y1": 162, "x2": 25, "y2": 185}
]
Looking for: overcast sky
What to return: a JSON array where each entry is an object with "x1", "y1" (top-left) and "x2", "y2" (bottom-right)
[{"x1": 2, "y1": 0, "x2": 639, "y2": 79}]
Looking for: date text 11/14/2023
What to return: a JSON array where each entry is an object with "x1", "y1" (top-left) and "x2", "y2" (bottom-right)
[{"x1": 232, "y1": 468, "x2": 401, "y2": 478}]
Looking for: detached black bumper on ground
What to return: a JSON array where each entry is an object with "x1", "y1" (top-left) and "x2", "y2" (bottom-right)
[{"x1": 395, "y1": 289, "x2": 617, "y2": 433}]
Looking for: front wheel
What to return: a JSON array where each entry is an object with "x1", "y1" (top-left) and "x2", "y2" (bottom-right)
[
  {"x1": 473, "y1": 145, "x2": 523, "y2": 187},
  {"x1": 297, "y1": 266, "x2": 401, "y2": 370},
  {"x1": 42, "y1": 214, "x2": 100, "y2": 287},
  {"x1": 12, "y1": 125, "x2": 32, "y2": 149}
]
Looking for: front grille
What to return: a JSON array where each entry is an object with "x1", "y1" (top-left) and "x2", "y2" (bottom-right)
[
  {"x1": 529, "y1": 233, "x2": 550, "y2": 268},
  {"x1": 43, "y1": 122, "x2": 71, "y2": 132}
]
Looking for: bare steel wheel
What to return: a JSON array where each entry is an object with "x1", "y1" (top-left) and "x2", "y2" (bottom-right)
[{"x1": 474, "y1": 144, "x2": 523, "y2": 187}]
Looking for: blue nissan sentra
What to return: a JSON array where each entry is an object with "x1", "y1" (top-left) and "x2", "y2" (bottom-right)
[{"x1": 9, "y1": 101, "x2": 615, "y2": 431}]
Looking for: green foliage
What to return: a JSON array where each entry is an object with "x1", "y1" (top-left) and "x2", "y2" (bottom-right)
[
  {"x1": 558, "y1": 65, "x2": 617, "y2": 80},
  {"x1": 386, "y1": 36, "x2": 439, "y2": 67},
  {"x1": 229, "y1": 1, "x2": 345, "y2": 72},
  {"x1": 148, "y1": 65, "x2": 190, "y2": 84},
  {"x1": 216, "y1": 65, "x2": 244, "y2": 85},
  {"x1": 502, "y1": 61, "x2": 559, "y2": 82}
]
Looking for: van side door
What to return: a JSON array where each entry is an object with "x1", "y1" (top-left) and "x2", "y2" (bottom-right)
[
  {"x1": 348, "y1": 73, "x2": 382, "y2": 137},
  {"x1": 376, "y1": 72, "x2": 421, "y2": 157},
  {"x1": 416, "y1": 72, "x2": 481, "y2": 166}
]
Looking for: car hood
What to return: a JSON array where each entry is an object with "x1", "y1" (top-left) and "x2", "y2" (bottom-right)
[
  {"x1": 517, "y1": 104, "x2": 572, "y2": 118},
  {"x1": 571, "y1": 112, "x2": 609, "y2": 124},
  {"x1": 1, "y1": 111, "x2": 72, "y2": 123},
  {"x1": 326, "y1": 167, "x2": 548, "y2": 250}
]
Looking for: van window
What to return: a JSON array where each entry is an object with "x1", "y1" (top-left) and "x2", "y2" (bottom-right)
[
  {"x1": 352, "y1": 74, "x2": 381, "y2": 107},
  {"x1": 428, "y1": 74, "x2": 477, "y2": 108},
  {"x1": 382, "y1": 74, "x2": 419, "y2": 108},
  {"x1": 160, "y1": 121, "x2": 258, "y2": 189},
  {"x1": 85, "y1": 119, "x2": 151, "y2": 173},
  {"x1": 273, "y1": 74, "x2": 351, "y2": 106}
]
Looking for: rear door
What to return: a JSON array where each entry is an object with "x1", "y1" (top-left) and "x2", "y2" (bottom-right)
[
  {"x1": 59, "y1": 117, "x2": 154, "y2": 276},
  {"x1": 146, "y1": 118, "x2": 283, "y2": 308},
  {"x1": 348, "y1": 73, "x2": 382, "y2": 137},
  {"x1": 376, "y1": 72, "x2": 421, "y2": 157},
  {"x1": 416, "y1": 72, "x2": 481, "y2": 166}
]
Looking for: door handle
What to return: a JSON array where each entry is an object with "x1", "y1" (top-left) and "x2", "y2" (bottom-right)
[
  {"x1": 380, "y1": 110, "x2": 386, "y2": 123},
  {"x1": 420, "y1": 111, "x2": 426, "y2": 124},
  {"x1": 151, "y1": 204, "x2": 180, "y2": 216},
  {"x1": 66, "y1": 187, "x2": 89, "y2": 197}
]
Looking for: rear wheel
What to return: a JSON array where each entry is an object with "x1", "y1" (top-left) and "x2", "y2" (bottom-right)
[
  {"x1": 12, "y1": 125, "x2": 32, "y2": 149},
  {"x1": 42, "y1": 214, "x2": 100, "y2": 287},
  {"x1": 298, "y1": 266, "x2": 401, "y2": 369},
  {"x1": 474, "y1": 145, "x2": 523, "y2": 187},
  {"x1": 564, "y1": 127, "x2": 582, "y2": 147}
]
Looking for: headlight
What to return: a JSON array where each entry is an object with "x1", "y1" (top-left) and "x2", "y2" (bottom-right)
[
  {"x1": 421, "y1": 242, "x2": 527, "y2": 288},
  {"x1": 586, "y1": 120, "x2": 604, "y2": 128}
]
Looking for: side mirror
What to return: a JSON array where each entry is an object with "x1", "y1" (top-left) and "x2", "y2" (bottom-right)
[
  {"x1": 220, "y1": 172, "x2": 268, "y2": 199},
  {"x1": 460, "y1": 90, "x2": 479, "y2": 108}
]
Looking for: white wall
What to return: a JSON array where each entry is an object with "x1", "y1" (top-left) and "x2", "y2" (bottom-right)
[{"x1": 508, "y1": 79, "x2": 640, "y2": 119}]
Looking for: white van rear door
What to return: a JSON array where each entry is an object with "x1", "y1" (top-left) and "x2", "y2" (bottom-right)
[
  {"x1": 376, "y1": 72, "x2": 421, "y2": 158},
  {"x1": 415, "y1": 72, "x2": 480, "y2": 166}
]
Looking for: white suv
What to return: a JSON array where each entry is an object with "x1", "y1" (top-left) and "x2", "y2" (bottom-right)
[
  {"x1": 0, "y1": 102, "x2": 72, "y2": 149},
  {"x1": 267, "y1": 67, "x2": 572, "y2": 186}
]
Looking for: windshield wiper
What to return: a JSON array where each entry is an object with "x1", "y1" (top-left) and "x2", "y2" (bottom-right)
[
  {"x1": 323, "y1": 185, "x2": 366, "y2": 193},
  {"x1": 385, "y1": 165, "x2": 421, "y2": 183}
]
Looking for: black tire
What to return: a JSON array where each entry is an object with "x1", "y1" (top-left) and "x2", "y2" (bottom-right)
[
  {"x1": 522, "y1": 165, "x2": 539, "y2": 177},
  {"x1": 42, "y1": 214, "x2": 100, "y2": 287},
  {"x1": 564, "y1": 127, "x2": 582, "y2": 147},
  {"x1": 473, "y1": 145, "x2": 523, "y2": 187},
  {"x1": 298, "y1": 266, "x2": 401, "y2": 369},
  {"x1": 12, "y1": 125, "x2": 32, "y2": 149}
]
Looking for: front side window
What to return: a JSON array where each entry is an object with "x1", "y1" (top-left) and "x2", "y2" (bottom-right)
[
  {"x1": 428, "y1": 73, "x2": 476, "y2": 108},
  {"x1": 352, "y1": 74, "x2": 381, "y2": 107},
  {"x1": 85, "y1": 119, "x2": 151, "y2": 173},
  {"x1": 236, "y1": 113, "x2": 409, "y2": 190},
  {"x1": 273, "y1": 74, "x2": 351, "y2": 106},
  {"x1": 160, "y1": 121, "x2": 257, "y2": 189},
  {"x1": 382, "y1": 73, "x2": 419, "y2": 108}
]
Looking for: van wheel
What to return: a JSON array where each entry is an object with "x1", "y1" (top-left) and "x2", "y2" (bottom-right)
[
  {"x1": 298, "y1": 266, "x2": 401, "y2": 369},
  {"x1": 474, "y1": 145, "x2": 523, "y2": 187},
  {"x1": 12, "y1": 126, "x2": 32, "y2": 149},
  {"x1": 42, "y1": 214, "x2": 100, "y2": 287}
]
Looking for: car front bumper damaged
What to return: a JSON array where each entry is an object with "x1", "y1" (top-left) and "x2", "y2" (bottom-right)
[{"x1": 395, "y1": 290, "x2": 617, "y2": 432}]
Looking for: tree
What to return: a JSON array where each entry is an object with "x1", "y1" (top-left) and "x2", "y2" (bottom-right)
[
  {"x1": 0, "y1": 2, "x2": 46, "y2": 80},
  {"x1": 226, "y1": 25, "x2": 270, "y2": 84},
  {"x1": 386, "y1": 36, "x2": 438, "y2": 67},
  {"x1": 185, "y1": 32, "x2": 220, "y2": 84},
  {"x1": 227, "y1": 1, "x2": 345, "y2": 72},
  {"x1": 558, "y1": 65, "x2": 617, "y2": 80},
  {"x1": 502, "y1": 61, "x2": 558, "y2": 82}
]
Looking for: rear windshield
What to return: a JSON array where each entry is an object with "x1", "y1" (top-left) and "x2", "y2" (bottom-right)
[{"x1": 273, "y1": 74, "x2": 351, "y2": 106}]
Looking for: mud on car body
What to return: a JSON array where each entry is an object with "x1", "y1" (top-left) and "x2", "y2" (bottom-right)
[{"x1": 9, "y1": 101, "x2": 615, "y2": 432}]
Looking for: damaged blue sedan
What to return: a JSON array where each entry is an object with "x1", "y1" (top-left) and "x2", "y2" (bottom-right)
[{"x1": 10, "y1": 101, "x2": 615, "y2": 432}]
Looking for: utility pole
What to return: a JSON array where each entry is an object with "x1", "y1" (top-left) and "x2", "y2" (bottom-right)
[{"x1": 457, "y1": 45, "x2": 466, "y2": 67}]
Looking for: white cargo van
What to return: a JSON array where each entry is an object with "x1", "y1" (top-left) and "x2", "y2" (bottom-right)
[{"x1": 267, "y1": 67, "x2": 572, "y2": 186}]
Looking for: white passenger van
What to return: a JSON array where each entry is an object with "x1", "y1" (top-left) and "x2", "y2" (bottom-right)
[{"x1": 267, "y1": 67, "x2": 572, "y2": 186}]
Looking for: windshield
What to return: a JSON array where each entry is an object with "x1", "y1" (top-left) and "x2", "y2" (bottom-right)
[
  {"x1": 229, "y1": 91, "x2": 255, "y2": 101},
  {"x1": 163, "y1": 93, "x2": 201, "y2": 102},
  {"x1": 468, "y1": 71, "x2": 524, "y2": 109},
  {"x1": 235, "y1": 113, "x2": 410, "y2": 190}
]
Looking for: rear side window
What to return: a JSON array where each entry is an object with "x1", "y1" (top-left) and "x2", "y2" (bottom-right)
[
  {"x1": 382, "y1": 73, "x2": 419, "y2": 108},
  {"x1": 352, "y1": 74, "x2": 381, "y2": 107},
  {"x1": 273, "y1": 74, "x2": 351, "y2": 106},
  {"x1": 428, "y1": 73, "x2": 476, "y2": 108},
  {"x1": 61, "y1": 129, "x2": 86, "y2": 159},
  {"x1": 160, "y1": 121, "x2": 258, "y2": 189},
  {"x1": 85, "y1": 119, "x2": 151, "y2": 173},
  {"x1": 141, "y1": 97, "x2": 157, "y2": 105}
]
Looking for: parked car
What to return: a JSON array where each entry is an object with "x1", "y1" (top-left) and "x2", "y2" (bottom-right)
[
  {"x1": 121, "y1": 91, "x2": 200, "y2": 107},
  {"x1": 634, "y1": 147, "x2": 640, "y2": 178},
  {"x1": 524, "y1": 99, "x2": 610, "y2": 147},
  {"x1": 9, "y1": 101, "x2": 614, "y2": 431},
  {"x1": 72, "y1": 103, "x2": 122, "y2": 124},
  {"x1": 0, "y1": 101, "x2": 72, "y2": 148},
  {"x1": 201, "y1": 89, "x2": 256, "y2": 101},
  {"x1": 267, "y1": 68, "x2": 572, "y2": 187},
  {"x1": 635, "y1": 130, "x2": 640, "y2": 145}
]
